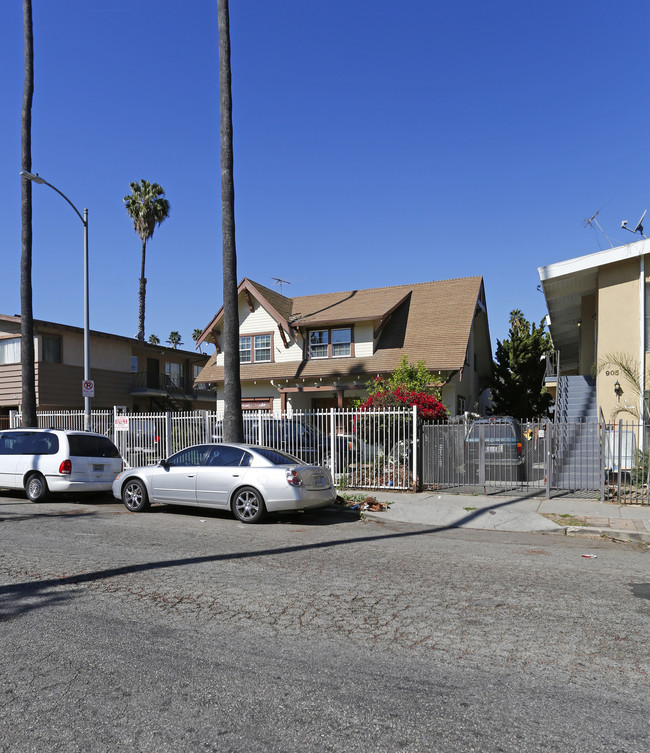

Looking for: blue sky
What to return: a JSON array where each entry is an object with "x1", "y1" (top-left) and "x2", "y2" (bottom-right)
[{"x1": 2, "y1": 0, "x2": 649, "y2": 354}]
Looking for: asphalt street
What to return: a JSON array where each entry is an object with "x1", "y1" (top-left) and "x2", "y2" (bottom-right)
[{"x1": 1, "y1": 493, "x2": 649, "y2": 752}]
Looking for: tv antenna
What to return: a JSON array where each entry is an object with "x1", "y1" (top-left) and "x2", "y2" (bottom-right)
[
  {"x1": 583, "y1": 207, "x2": 614, "y2": 248},
  {"x1": 272, "y1": 277, "x2": 291, "y2": 294},
  {"x1": 621, "y1": 209, "x2": 647, "y2": 239}
]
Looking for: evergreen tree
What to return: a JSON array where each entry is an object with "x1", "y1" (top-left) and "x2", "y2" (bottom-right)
[{"x1": 490, "y1": 310, "x2": 553, "y2": 420}]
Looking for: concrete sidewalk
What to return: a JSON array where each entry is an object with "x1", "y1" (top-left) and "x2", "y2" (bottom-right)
[{"x1": 356, "y1": 490, "x2": 650, "y2": 544}]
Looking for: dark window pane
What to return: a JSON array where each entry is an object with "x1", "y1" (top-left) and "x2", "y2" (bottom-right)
[{"x1": 68, "y1": 435, "x2": 119, "y2": 458}]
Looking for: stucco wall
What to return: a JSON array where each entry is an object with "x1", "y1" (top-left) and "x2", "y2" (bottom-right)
[{"x1": 596, "y1": 258, "x2": 641, "y2": 420}]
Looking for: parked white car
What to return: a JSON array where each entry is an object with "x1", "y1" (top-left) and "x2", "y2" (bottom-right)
[
  {"x1": 113, "y1": 443, "x2": 337, "y2": 523},
  {"x1": 0, "y1": 428, "x2": 123, "y2": 501}
]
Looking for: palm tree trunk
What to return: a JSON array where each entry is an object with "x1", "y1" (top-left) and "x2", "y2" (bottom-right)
[
  {"x1": 21, "y1": 0, "x2": 37, "y2": 427},
  {"x1": 218, "y1": 0, "x2": 243, "y2": 442},
  {"x1": 138, "y1": 238, "x2": 147, "y2": 341}
]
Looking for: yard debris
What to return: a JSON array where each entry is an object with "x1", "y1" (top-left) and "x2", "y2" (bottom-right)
[{"x1": 335, "y1": 494, "x2": 391, "y2": 513}]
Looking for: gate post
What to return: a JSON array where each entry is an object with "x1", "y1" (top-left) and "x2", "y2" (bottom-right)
[
  {"x1": 545, "y1": 421, "x2": 552, "y2": 500},
  {"x1": 412, "y1": 404, "x2": 418, "y2": 491}
]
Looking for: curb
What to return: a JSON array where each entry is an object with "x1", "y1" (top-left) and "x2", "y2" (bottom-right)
[{"x1": 562, "y1": 526, "x2": 650, "y2": 545}]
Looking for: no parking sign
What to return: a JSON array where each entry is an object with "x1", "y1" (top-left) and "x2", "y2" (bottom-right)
[{"x1": 82, "y1": 379, "x2": 95, "y2": 398}]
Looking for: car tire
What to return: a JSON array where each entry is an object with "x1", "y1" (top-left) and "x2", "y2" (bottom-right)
[
  {"x1": 121, "y1": 478, "x2": 151, "y2": 512},
  {"x1": 232, "y1": 486, "x2": 266, "y2": 523},
  {"x1": 25, "y1": 473, "x2": 49, "y2": 502}
]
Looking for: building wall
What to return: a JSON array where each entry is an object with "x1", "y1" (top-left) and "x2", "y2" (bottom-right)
[
  {"x1": 596, "y1": 258, "x2": 641, "y2": 420},
  {"x1": 579, "y1": 293, "x2": 597, "y2": 375},
  {"x1": 37, "y1": 363, "x2": 133, "y2": 409}
]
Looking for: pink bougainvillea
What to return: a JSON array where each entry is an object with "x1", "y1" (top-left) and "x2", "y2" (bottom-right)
[{"x1": 357, "y1": 386, "x2": 448, "y2": 421}]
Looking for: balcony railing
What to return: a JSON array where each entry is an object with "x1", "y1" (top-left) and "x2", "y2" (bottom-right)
[{"x1": 131, "y1": 371, "x2": 212, "y2": 398}]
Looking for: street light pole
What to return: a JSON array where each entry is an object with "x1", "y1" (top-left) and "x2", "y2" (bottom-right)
[{"x1": 20, "y1": 171, "x2": 92, "y2": 431}]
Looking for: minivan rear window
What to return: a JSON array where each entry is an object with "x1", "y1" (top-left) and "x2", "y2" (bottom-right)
[{"x1": 68, "y1": 435, "x2": 121, "y2": 458}]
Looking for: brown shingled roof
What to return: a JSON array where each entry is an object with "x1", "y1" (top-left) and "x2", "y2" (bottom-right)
[{"x1": 195, "y1": 276, "x2": 486, "y2": 384}]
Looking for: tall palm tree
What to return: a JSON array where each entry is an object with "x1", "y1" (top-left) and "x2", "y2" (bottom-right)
[
  {"x1": 20, "y1": 0, "x2": 37, "y2": 427},
  {"x1": 123, "y1": 180, "x2": 170, "y2": 342},
  {"x1": 218, "y1": 0, "x2": 243, "y2": 442},
  {"x1": 148, "y1": 334, "x2": 160, "y2": 345}
]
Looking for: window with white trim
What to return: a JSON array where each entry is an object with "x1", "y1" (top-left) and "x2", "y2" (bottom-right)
[
  {"x1": 239, "y1": 334, "x2": 272, "y2": 363},
  {"x1": 309, "y1": 328, "x2": 352, "y2": 358},
  {"x1": 0, "y1": 338, "x2": 20, "y2": 365}
]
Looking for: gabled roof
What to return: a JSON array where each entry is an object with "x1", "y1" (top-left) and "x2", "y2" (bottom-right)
[
  {"x1": 538, "y1": 237, "x2": 649, "y2": 371},
  {"x1": 196, "y1": 276, "x2": 489, "y2": 383}
]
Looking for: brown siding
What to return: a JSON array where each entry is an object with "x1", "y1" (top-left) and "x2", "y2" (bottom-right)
[
  {"x1": 0, "y1": 364, "x2": 22, "y2": 406},
  {"x1": 37, "y1": 363, "x2": 133, "y2": 409}
]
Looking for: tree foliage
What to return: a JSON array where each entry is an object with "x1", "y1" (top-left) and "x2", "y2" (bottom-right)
[
  {"x1": 167, "y1": 331, "x2": 182, "y2": 349},
  {"x1": 359, "y1": 356, "x2": 448, "y2": 420},
  {"x1": 490, "y1": 309, "x2": 552, "y2": 420}
]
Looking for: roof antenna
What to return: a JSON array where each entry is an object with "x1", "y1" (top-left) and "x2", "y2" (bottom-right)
[
  {"x1": 584, "y1": 207, "x2": 614, "y2": 248},
  {"x1": 272, "y1": 277, "x2": 291, "y2": 295},
  {"x1": 621, "y1": 209, "x2": 647, "y2": 239}
]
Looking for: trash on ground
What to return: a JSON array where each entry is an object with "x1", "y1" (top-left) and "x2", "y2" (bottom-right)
[
  {"x1": 581, "y1": 554, "x2": 597, "y2": 559},
  {"x1": 335, "y1": 494, "x2": 391, "y2": 512}
]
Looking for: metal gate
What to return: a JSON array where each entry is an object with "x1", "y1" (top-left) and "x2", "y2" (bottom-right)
[{"x1": 421, "y1": 419, "x2": 604, "y2": 499}]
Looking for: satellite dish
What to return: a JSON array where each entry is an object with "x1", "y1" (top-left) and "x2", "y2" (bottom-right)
[
  {"x1": 634, "y1": 209, "x2": 647, "y2": 235},
  {"x1": 621, "y1": 209, "x2": 647, "y2": 239}
]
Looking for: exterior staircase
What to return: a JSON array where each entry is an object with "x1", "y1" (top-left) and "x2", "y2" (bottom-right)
[{"x1": 553, "y1": 376, "x2": 601, "y2": 490}]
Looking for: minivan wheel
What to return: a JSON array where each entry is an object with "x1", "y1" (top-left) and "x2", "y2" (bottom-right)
[
  {"x1": 122, "y1": 479, "x2": 151, "y2": 512},
  {"x1": 25, "y1": 473, "x2": 49, "y2": 502},
  {"x1": 232, "y1": 486, "x2": 266, "y2": 523}
]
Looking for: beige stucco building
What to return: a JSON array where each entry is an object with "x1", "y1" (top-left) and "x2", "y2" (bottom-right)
[{"x1": 538, "y1": 238, "x2": 650, "y2": 421}]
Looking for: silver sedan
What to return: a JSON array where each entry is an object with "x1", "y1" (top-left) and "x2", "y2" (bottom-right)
[{"x1": 112, "y1": 443, "x2": 337, "y2": 523}]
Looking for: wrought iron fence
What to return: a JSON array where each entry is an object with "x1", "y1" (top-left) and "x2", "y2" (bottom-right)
[
  {"x1": 10, "y1": 407, "x2": 416, "y2": 491},
  {"x1": 11, "y1": 407, "x2": 650, "y2": 502}
]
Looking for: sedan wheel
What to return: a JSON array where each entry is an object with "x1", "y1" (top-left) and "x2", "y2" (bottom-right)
[
  {"x1": 122, "y1": 479, "x2": 151, "y2": 512},
  {"x1": 232, "y1": 486, "x2": 265, "y2": 523}
]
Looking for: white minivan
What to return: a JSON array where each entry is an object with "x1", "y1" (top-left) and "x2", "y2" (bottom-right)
[{"x1": 0, "y1": 429, "x2": 123, "y2": 501}]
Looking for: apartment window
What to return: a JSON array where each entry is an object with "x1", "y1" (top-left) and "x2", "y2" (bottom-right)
[
  {"x1": 132, "y1": 356, "x2": 139, "y2": 373},
  {"x1": 456, "y1": 396, "x2": 466, "y2": 416},
  {"x1": 165, "y1": 361, "x2": 183, "y2": 388},
  {"x1": 193, "y1": 364, "x2": 203, "y2": 380},
  {"x1": 42, "y1": 336, "x2": 61, "y2": 364},
  {"x1": 309, "y1": 328, "x2": 352, "y2": 359},
  {"x1": 239, "y1": 334, "x2": 272, "y2": 363},
  {"x1": 0, "y1": 338, "x2": 20, "y2": 365}
]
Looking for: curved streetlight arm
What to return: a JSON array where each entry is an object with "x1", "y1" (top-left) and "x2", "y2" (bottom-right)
[
  {"x1": 20, "y1": 170, "x2": 92, "y2": 431},
  {"x1": 20, "y1": 171, "x2": 86, "y2": 226}
]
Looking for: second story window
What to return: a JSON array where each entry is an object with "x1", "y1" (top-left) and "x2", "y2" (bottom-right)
[
  {"x1": 42, "y1": 336, "x2": 61, "y2": 364},
  {"x1": 309, "y1": 328, "x2": 352, "y2": 358},
  {"x1": 239, "y1": 334, "x2": 272, "y2": 364},
  {"x1": 0, "y1": 337, "x2": 20, "y2": 365}
]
